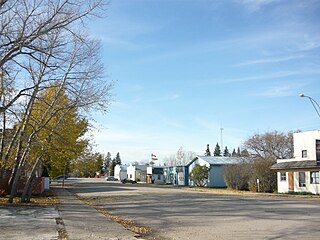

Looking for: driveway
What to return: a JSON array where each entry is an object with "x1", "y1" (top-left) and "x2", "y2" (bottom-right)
[{"x1": 66, "y1": 178, "x2": 320, "y2": 240}]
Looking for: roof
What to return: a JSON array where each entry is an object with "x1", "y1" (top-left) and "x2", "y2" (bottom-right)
[
  {"x1": 271, "y1": 160, "x2": 320, "y2": 170},
  {"x1": 188, "y1": 156, "x2": 243, "y2": 166},
  {"x1": 134, "y1": 165, "x2": 148, "y2": 171}
]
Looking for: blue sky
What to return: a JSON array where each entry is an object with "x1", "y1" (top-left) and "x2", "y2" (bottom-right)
[{"x1": 89, "y1": 0, "x2": 320, "y2": 164}]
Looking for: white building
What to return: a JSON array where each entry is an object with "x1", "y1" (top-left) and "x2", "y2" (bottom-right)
[
  {"x1": 271, "y1": 130, "x2": 320, "y2": 194},
  {"x1": 127, "y1": 164, "x2": 147, "y2": 182},
  {"x1": 114, "y1": 164, "x2": 127, "y2": 180}
]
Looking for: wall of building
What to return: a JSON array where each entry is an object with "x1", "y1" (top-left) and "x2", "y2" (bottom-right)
[
  {"x1": 127, "y1": 165, "x2": 136, "y2": 180},
  {"x1": 293, "y1": 171, "x2": 320, "y2": 194},
  {"x1": 208, "y1": 166, "x2": 226, "y2": 187},
  {"x1": 277, "y1": 172, "x2": 289, "y2": 193},
  {"x1": 294, "y1": 130, "x2": 320, "y2": 160},
  {"x1": 135, "y1": 170, "x2": 146, "y2": 182},
  {"x1": 152, "y1": 174, "x2": 165, "y2": 183},
  {"x1": 114, "y1": 165, "x2": 127, "y2": 180}
]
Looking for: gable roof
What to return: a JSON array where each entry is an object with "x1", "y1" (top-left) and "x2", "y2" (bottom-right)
[{"x1": 187, "y1": 156, "x2": 243, "y2": 166}]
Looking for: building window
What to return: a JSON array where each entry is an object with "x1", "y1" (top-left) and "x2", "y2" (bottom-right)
[
  {"x1": 316, "y1": 140, "x2": 320, "y2": 163},
  {"x1": 299, "y1": 172, "x2": 306, "y2": 187},
  {"x1": 158, "y1": 174, "x2": 161, "y2": 180},
  {"x1": 310, "y1": 171, "x2": 319, "y2": 184},
  {"x1": 302, "y1": 150, "x2": 307, "y2": 158},
  {"x1": 280, "y1": 172, "x2": 286, "y2": 181}
]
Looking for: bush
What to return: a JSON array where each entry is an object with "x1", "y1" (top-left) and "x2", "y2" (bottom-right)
[
  {"x1": 223, "y1": 160, "x2": 251, "y2": 190},
  {"x1": 248, "y1": 158, "x2": 277, "y2": 192},
  {"x1": 189, "y1": 164, "x2": 209, "y2": 187}
]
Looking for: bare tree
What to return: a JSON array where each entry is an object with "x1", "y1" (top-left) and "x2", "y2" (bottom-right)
[
  {"x1": 243, "y1": 130, "x2": 294, "y2": 192},
  {"x1": 0, "y1": 0, "x2": 105, "y2": 112},
  {"x1": 243, "y1": 130, "x2": 294, "y2": 160},
  {"x1": 223, "y1": 131, "x2": 294, "y2": 192},
  {"x1": 0, "y1": 0, "x2": 112, "y2": 203},
  {"x1": 163, "y1": 147, "x2": 196, "y2": 167}
]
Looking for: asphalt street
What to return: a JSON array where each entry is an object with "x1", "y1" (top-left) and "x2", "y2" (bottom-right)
[{"x1": 67, "y1": 178, "x2": 320, "y2": 240}]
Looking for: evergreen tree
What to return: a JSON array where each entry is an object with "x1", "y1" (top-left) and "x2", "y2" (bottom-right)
[
  {"x1": 214, "y1": 142, "x2": 222, "y2": 156},
  {"x1": 223, "y1": 146, "x2": 230, "y2": 157},
  {"x1": 237, "y1": 147, "x2": 241, "y2": 157},
  {"x1": 103, "y1": 152, "x2": 112, "y2": 173},
  {"x1": 109, "y1": 152, "x2": 121, "y2": 176},
  {"x1": 205, "y1": 144, "x2": 211, "y2": 156},
  {"x1": 232, "y1": 148, "x2": 237, "y2": 157},
  {"x1": 115, "y1": 152, "x2": 121, "y2": 165},
  {"x1": 109, "y1": 159, "x2": 116, "y2": 176}
]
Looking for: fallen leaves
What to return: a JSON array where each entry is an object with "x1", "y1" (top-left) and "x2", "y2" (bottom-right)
[{"x1": 81, "y1": 198, "x2": 152, "y2": 235}]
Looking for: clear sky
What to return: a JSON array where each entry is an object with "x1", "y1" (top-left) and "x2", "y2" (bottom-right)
[{"x1": 88, "y1": 0, "x2": 320, "y2": 164}]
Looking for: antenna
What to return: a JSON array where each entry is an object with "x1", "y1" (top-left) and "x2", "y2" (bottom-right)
[{"x1": 220, "y1": 127, "x2": 224, "y2": 152}]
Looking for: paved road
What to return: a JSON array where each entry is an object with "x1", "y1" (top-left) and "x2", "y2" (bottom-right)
[{"x1": 66, "y1": 178, "x2": 320, "y2": 240}]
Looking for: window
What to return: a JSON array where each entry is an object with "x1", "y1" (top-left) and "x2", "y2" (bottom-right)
[
  {"x1": 310, "y1": 171, "x2": 319, "y2": 184},
  {"x1": 316, "y1": 140, "x2": 320, "y2": 163},
  {"x1": 299, "y1": 172, "x2": 306, "y2": 187},
  {"x1": 157, "y1": 174, "x2": 161, "y2": 180},
  {"x1": 280, "y1": 172, "x2": 286, "y2": 181},
  {"x1": 302, "y1": 150, "x2": 307, "y2": 158}
]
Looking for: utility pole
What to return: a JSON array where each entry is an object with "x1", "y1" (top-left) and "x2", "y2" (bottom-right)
[{"x1": 220, "y1": 127, "x2": 224, "y2": 153}]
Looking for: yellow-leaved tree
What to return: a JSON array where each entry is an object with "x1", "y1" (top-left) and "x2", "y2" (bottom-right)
[{"x1": 21, "y1": 86, "x2": 88, "y2": 202}]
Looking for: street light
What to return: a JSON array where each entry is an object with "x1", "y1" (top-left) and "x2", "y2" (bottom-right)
[{"x1": 299, "y1": 93, "x2": 320, "y2": 119}]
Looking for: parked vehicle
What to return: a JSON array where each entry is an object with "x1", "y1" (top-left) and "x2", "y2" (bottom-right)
[
  {"x1": 56, "y1": 175, "x2": 68, "y2": 180},
  {"x1": 105, "y1": 176, "x2": 118, "y2": 181},
  {"x1": 121, "y1": 178, "x2": 137, "y2": 184}
]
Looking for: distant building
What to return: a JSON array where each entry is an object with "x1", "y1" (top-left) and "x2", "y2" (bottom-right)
[
  {"x1": 114, "y1": 164, "x2": 127, "y2": 180},
  {"x1": 127, "y1": 164, "x2": 147, "y2": 182},
  {"x1": 147, "y1": 166, "x2": 165, "y2": 184},
  {"x1": 163, "y1": 166, "x2": 188, "y2": 186},
  {"x1": 271, "y1": 130, "x2": 320, "y2": 194},
  {"x1": 187, "y1": 156, "x2": 242, "y2": 187}
]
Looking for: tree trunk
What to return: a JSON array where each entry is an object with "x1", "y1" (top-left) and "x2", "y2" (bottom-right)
[
  {"x1": 0, "y1": 108, "x2": 5, "y2": 178},
  {"x1": 21, "y1": 156, "x2": 41, "y2": 203},
  {"x1": 7, "y1": 86, "x2": 39, "y2": 203}
]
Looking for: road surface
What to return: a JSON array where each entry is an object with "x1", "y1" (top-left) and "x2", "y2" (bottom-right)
[{"x1": 65, "y1": 178, "x2": 320, "y2": 240}]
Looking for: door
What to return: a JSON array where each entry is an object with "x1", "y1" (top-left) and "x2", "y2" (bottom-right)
[{"x1": 288, "y1": 172, "x2": 294, "y2": 192}]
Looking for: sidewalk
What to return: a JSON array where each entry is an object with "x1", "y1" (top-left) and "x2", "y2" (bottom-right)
[
  {"x1": 0, "y1": 186, "x2": 143, "y2": 240},
  {"x1": 53, "y1": 186, "x2": 141, "y2": 240},
  {"x1": 0, "y1": 204, "x2": 59, "y2": 240}
]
